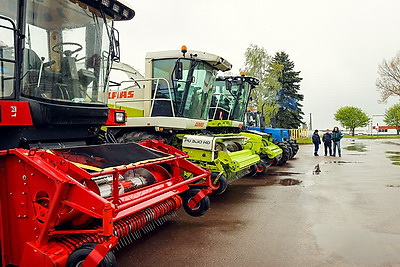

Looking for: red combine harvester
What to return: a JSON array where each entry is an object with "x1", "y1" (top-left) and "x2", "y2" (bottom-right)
[{"x1": 0, "y1": 0, "x2": 212, "y2": 266}]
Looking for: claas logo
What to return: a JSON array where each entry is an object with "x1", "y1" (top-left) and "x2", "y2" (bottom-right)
[
  {"x1": 194, "y1": 122, "x2": 205, "y2": 127},
  {"x1": 108, "y1": 91, "x2": 135, "y2": 99}
]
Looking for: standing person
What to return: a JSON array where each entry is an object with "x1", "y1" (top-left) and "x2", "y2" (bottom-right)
[
  {"x1": 331, "y1": 126, "x2": 343, "y2": 157},
  {"x1": 312, "y1": 129, "x2": 321, "y2": 156},
  {"x1": 322, "y1": 129, "x2": 332, "y2": 156}
]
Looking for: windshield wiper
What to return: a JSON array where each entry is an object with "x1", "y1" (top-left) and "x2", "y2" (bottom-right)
[
  {"x1": 177, "y1": 59, "x2": 198, "y2": 116},
  {"x1": 229, "y1": 81, "x2": 244, "y2": 120}
]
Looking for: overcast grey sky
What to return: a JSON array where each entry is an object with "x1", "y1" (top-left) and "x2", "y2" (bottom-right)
[{"x1": 116, "y1": 0, "x2": 400, "y2": 129}]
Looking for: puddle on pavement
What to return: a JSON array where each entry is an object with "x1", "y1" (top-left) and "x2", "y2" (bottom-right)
[
  {"x1": 387, "y1": 184, "x2": 400, "y2": 188},
  {"x1": 386, "y1": 151, "x2": 400, "y2": 166},
  {"x1": 279, "y1": 178, "x2": 301, "y2": 186},
  {"x1": 385, "y1": 141, "x2": 400, "y2": 146},
  {"x1": 325, "y1": 160, "x2": 361, "y2": 165},
  {"x1": 386, "y1": 151, "x2": 400, "y2": 155},
  {"x1": 345, "y1": 143, "x2": 367, "y2": 152},
  {"x1": 268, "y1": 171, "x2": 303, "y2": 176}
]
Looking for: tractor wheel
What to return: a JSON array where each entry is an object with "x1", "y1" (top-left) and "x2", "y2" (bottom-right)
[
  {"x1": 256, "y1": 160, "x2": 268, "y2": 175},
  {"x1": 211, "y1": 173, "x2": 228, "y2": 195},
  {"x1": 247, "y1": 164, "x2": 258, "y2": 177},
  {"x1": 182, "y1": 188, "x2": 210, "y2": 217},
  {"x1": 118, "y1": 131, "x2": 163, "y2": 143},
  {"x1": 290, "y1": 142, "x2": 299, "y2": 156},
  {"x1": 66, "y1": 243, "x2": 117, "y2": 267},
  {"x1": 285, "y1": 141, "x2": 294, "y2": 159},
  {"x1": 276, "y1": 143, "x2": 290, "y2": 166}
]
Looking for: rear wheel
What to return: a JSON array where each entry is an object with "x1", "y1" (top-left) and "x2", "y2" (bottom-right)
[
  {"x1": 247, "y1": 164, "x2": 258, "y2": 177},
  {"x1": 276, "y1": 143, "x2": 290, "y2": 166},
  {"x1": 211, "y1": 173, "x2": 228, "y2": 195},
  {"x1": 182, "y1": 188, "x2": 210, "y2": 217},
  {"x1": 290, "y1": 141, "x2": 299, "y2": 157},
  {"x1": 256, "y1": 160, "x2": 268, "y2": 175},
  {"x1": 66, "y1": 243, "x2": 117, "y2": 267},
  {"x1": 285, "y1": 141, "x2": 294, "y2": 159}
]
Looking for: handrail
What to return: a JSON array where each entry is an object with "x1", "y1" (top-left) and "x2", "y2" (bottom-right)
[
  {"x1": 210, "y1": 93, "x2": 232, "y2": 120},
  {"x1": 0, "y1": 15, "x2": 18, "y2": 99},
  {"x1": 110, "y1": 77, "x2": 176, "y2": 117}
]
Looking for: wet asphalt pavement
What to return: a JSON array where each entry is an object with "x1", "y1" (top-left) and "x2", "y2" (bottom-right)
[{"x1": 117, "y1": 138, "x2": 400, "y2": 267}]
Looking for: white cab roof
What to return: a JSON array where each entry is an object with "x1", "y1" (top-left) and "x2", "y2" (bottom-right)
[{"x1": 146, "y1": 50, "x2": 232, "y2": 71}]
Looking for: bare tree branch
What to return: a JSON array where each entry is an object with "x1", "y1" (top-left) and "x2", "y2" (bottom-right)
[{"x1": 376, "y1": 52, "x2": 400, "y2": 102}]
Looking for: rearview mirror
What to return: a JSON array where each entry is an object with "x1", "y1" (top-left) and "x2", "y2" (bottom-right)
[
  {"x1": 175, "y1": 61, "x2": 183, "y2": 80},
  {"x1": 260, "y1": 115, "x2": 266, "y2": 129},
  {"x1": 226, "y1": 81, "x2": 232, "y2": 91},
  {"x1": 111, "y1": 27, "x2": 120, "y2": 62}
]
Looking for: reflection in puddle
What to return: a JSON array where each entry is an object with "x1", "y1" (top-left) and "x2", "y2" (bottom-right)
[
  {"x1": 386, "y1": 151, "x2": 400, "y2": 166},
  {"x1": 386, "y1": 151, "x2": 400, "y2": 155},
  {"x1": 345, "y1": 143, "x2": 367, "y2": 152},
  {"x1": 279, "y1": 178, "x2": 301, "y2": 186},
  {"x1": 387, "y1": 184, "x2": 400, "y2": 187},
  {"x1": 268, "y1": 171, "x2": 303, "y2": 176},
  {"x1": 385, "y1": 141, "x2": 400, "y2": 146},
  {"x1": 325, "y1": 160, "x2": 361, "y2": 164}
]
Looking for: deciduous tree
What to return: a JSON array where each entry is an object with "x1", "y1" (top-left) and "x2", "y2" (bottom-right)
[
  {"x1": 376, "y1": 52, "x2": 400, "y2": 102},
  {"x1": 383, "y1": 103, "x2": 400, "y2": 134},
  {"x1": 334, "y1": 106, "x2": 370, "y2": 136},
  {"x1": 242, "y1": 44, "x2": 282, "y2": 125}
]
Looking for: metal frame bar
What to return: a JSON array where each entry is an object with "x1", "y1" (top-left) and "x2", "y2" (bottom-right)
[{"x1": 111, "y1": 77, "x2": 176, "y2": 117}]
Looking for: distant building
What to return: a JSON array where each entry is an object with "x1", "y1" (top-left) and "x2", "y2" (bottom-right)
[{"x1": 367, "y1": 114, "x2": 398, "y2": 135}]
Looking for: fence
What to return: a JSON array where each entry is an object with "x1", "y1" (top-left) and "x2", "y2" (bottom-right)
[{"x1": 289, "y1": 128, "x2": 309, "y2": 140}]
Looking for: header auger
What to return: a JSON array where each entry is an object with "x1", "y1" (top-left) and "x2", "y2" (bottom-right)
[{"x1": 0, "y1": 142, "x2": 212, "y2": 266}]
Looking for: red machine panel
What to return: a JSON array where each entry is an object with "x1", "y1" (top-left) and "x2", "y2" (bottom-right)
[{"x1": 0, "y1": 101, "x2": 33, "y2": 126}]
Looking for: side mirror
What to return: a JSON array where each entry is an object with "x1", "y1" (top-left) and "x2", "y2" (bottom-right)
[
  {"x1": 226, "y1": 81, "x2": 232, "y2": 91},
  {"x1": 260, "y1": 115, "x2": 266, "y2": 129},
  {"x1": 111, "y1": 27, "x2": 120, "y2": 62},
  {"x1": 175, "y1": 61, "x2": 183, "y2": 80}
]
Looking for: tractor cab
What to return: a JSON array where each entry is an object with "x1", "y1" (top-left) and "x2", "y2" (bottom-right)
[
  {"x1": 0, "y1": 0, "x2": 134, "y2": 148},
  {"x1": 109, "y1": 47, "x2": 232, "y2": 131},
  {"x1": 244, "y1": 110, "x2": 265, "y2": 128},
  {"x1": 208, "y1": 74, "x2": 259, "y2": 129}
]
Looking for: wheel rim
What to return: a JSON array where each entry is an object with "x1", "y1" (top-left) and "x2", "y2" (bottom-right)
[
  {"x1": 187, "y1": 196, "x2": 201, "y2": 211},
  {"x1": 257, "y1": 165, "x2": 264, "y2": 172}
]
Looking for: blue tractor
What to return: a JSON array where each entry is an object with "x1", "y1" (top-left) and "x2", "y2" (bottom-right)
[{"x1": 244, "y1": 110, "x2": 299, "y2": 165}]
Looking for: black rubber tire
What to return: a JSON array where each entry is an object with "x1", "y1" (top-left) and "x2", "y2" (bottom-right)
[
  {"x1": 66, "y1": 243, "x2": 117, "y2": 267},
  {"x1": 181, "y1": 188, "x2": 210, "y2": 217},
  {"x1": 247, "y1": 164, "x2": 258, "y2": 177},
  {"x1": 285, "y1": 141, "x2": 294, "y2": 159},
  {"x1": 256, "y1": 160, "x2": 268, "y2": 175},
  {"x1": 290, "y1": 141, "x2": 299, "y2": 156},
  {"x1": 118, "y1": 131, "x2": 163, "y2": 143},
  {"x1": 211, "y1": 173, "x2": 228, "y2": 195},
  {"x1": 276, "y1": 143, "x2": 290, "y2": 166}
]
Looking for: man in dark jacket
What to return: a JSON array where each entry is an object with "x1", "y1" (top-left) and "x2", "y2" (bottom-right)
[
  {"x1": 331, "y1": 126, "x2": 343, "y2": 157},
  {"x1": 322, "y1": 129, "x2": 332, "y2": 156},
  {"x1": 312, "y1": 130, "x2": 321, "y2": 156}
]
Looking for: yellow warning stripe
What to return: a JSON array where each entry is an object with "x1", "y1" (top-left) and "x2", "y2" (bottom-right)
[
  {"x1": 68, "y1": 155, "x2": 174, "y2": 172},
  {"x1": 71, "y1": 162, "x2": 103, "y2": 172},
  {"x1": 102, "y1": 155, "x2": 174, "y2": 171}
]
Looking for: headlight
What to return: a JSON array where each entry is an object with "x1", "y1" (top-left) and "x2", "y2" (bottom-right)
[{"x1": 115, "y1": 111, "x2": 126, "y2": 123}]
